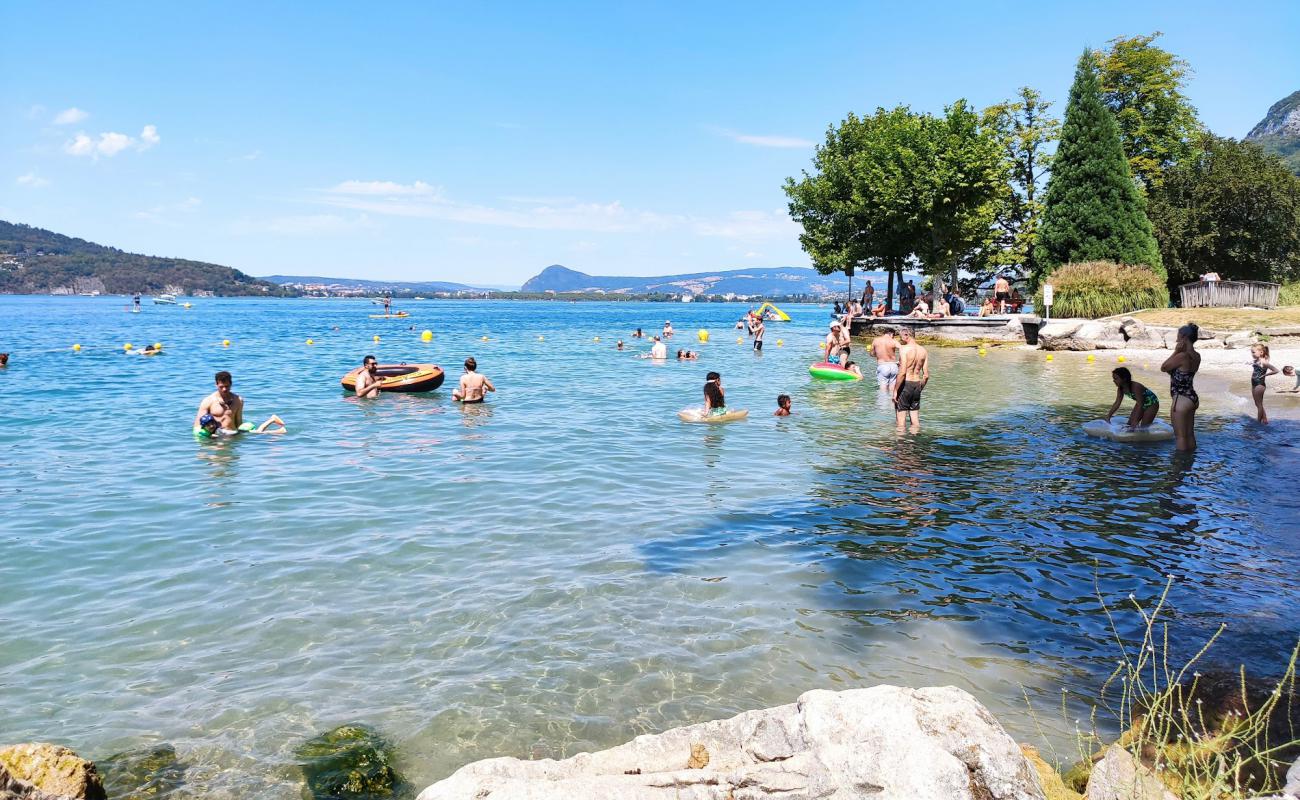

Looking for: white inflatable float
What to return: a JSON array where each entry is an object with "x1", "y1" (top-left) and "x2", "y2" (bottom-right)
[
  {"x1": 678, "y1": 407, "x2": 749, "y2": 424},
  {"x1": 1082, "y1": 418, "x2": 1175, "y2": 442}
]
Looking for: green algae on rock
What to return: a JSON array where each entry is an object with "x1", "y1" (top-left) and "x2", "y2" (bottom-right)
[
  {"x1": 0, "y1": 743, "x2": 105, "y2": 800},
  {"x1": 294, "y1": 724, "x2": 407, "y2": 800},
  {"x1": 100, "y1": 744, "x2": 186, "y2": 799}
]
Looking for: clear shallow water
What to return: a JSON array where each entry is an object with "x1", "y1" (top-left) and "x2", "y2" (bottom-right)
[{"x1": 1, "y1": 297, "x2": 1297, "y2": 797}]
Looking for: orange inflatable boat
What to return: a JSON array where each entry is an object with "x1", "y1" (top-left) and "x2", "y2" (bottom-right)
[{"x1": 340, "y1": 363, "x2": 445, "y2": 393}]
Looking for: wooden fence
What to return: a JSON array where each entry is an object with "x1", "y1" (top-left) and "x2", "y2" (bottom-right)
[{"x1": 1178, "y1": 280, "x2": 1280, "y2": 309}]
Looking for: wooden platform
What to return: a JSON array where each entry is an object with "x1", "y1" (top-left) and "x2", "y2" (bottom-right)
[{"x1": 848, "y1": 314, "x2": 1042, "y2": 343}]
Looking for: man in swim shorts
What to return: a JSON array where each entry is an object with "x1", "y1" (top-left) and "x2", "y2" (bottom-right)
[
  {"x1": 355, "y1": 355, "x2": 383, "y2": 398},
  {"x1": 826, "y1": 323, "x2": 850, "y2": 364},
  {"x1": 195, "y1": 370, "x2": 244, "y2": 432},
  {"x1": 752, "y1": 316, "x2": 765, "y2": 352},
  {"x1": 452, "y1": 357, "x2": 495, "y2": 403},
  {"x1": 893, "y1": 328, "x2": 929, "y2": 434},
  {"x1": 994, "y1": 274, "x2": 1011, "y2": 313},
  {"x1": 870, "y1": 328, "x2": 899, "y2": 393}
]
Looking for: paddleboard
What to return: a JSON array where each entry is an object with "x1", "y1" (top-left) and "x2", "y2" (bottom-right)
[
  {"x1": 1081, "y1": 418, "x2": 1175, "y2": 442},
  {"x1": 369, "y1": 312, "x2": 410, "y2": 319},
  {"x1": 678, "y1": 407, "x2": 749, "y2": 423}
]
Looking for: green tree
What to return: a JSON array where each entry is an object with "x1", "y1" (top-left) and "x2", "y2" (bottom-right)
[
  {"x1": 1036, "y1": 51, "x2": 1164, "y2": 278},
  {"x1": 784, "y1": 102, "x2": 1005, "y2": 302},
  {"x1": 983, "y1": 87, "x2": 1061, "y2": 289},
  {"x1": 1148, "y1": 135, "x2": 1300, "y2": 287},
  {"x1": 1093, "y1": 32, "x2": 1201, "y2": 190}
]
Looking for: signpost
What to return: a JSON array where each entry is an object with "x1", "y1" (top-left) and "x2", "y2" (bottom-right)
[{"x1": 1043, "y1": 283, "x2": 1054, "y2": 321}]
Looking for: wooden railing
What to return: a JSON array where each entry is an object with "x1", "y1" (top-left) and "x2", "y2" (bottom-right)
[{"x1": 1178, "y1": 280, "x2": 1280, "y2": 309}]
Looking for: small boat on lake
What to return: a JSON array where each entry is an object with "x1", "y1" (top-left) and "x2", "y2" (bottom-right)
[
  {"x1": 153, "y1": 294, "x2": 177, "y2": 305},
  {"x1": 340, "y1": 363, "x2": 445, "y2": 393}
]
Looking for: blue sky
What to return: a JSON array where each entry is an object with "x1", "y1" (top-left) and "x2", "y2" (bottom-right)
[{"x1": 2, "y1": 2, "x2": 1297, "y2": 287}]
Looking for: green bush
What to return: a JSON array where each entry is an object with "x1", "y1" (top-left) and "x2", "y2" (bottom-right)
[
  {"x1": 1035, "y1": 261, "x2": 1169, "y2": 318},
  {"x1": 1281, "y1": 280, "x2": 1300, "y2": 306}
]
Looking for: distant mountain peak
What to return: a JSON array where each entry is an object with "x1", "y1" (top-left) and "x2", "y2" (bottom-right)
[{"x1": 1247, "y1": 90, "x2": 1300, "y2": 140}]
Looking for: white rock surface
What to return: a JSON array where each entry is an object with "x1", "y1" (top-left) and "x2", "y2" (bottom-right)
[
  {"x1": 1285, "y1": 753, "x2": 1300, "y2": 797},
  {"x1": 417, "y1": 685, "x2": 1045, "y2": 800},
  {"x1": 1084, "y1": 745, "x2": 1176, "y2": 800}
]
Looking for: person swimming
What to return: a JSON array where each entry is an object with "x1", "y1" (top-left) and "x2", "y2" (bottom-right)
[
  {"x1": 774, "y1": 394, "x2": 791, "y2": 416},
  {"x1": 844, "y1": 360, "x2": 863, "y2": 379},
  {"x1": 452, "y1": 357, "x2": 495, "y2": 403},
  {"x1": 676, "y1": 349, "x2": 698, "y2": 360},
  {"x1": 195, "y1": 412, "x2": 286, "y2": 438},
  {"x1": 703, "y1": 371, "x2": 726, "y2": 415},
  {"x1": 1106, "y1": 367, "x2": 1159, "y2": 429},
  {"x1": 616, "y1": 340, "x2": 625, "y2": 351}
]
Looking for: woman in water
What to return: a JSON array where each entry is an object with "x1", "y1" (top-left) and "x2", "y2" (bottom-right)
[
  {"x1": 1160, "y1": 323, "x2": 1201, "y2": 451},
  {"x1": 703, "y1": 371, "x2": 726, "y2": 416},
  {"x1": 1105, "y1": 367, "x2": 1159, "y2": 429},
  {"x1": 1249, "y1": 344, "x2": 1280, "y2": 424}
]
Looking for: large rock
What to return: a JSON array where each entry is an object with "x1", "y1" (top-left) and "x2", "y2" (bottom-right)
[
  {"x1": 0, "y1": 745, "x2": 104, "y2": 800},
  {"x1": 1084, "y1": 745, "x2": 1175, "y2": 800},
  {"x1": 295, "y1": 724, "x2": 407, "y2": 800},
  {"x1": 1, "y1": 764, "x2": 78, "y2": 800},
  {"x1": 99, "y1": 744, "x2": 185, "y2": 800},
  {"x1": 1038, "y1": 322, "x2": 1093, "y2": 351},
  {"x1": 1285, "y1": 753, "x2": 1300, "y2": 796},
  {"x1": 1020, "y1": 745, "x2": 1082, "y2": 800},
  {"x1": 1118, "y1": 319, "x2": 1166, "y2": 350},
  {"x1": 417, "y1": 685, "x2": 1046, "y2": 800}
]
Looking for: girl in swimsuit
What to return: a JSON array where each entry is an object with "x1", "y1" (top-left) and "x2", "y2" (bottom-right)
[
  {"x1": 1160, "y1": 323, "x2": 1201, "y2": 451},
  {"x1": 1106, "y1": 367, "x2": 1159, "y2": 429},
  {"x1": 703, "y1": 371, "x2": 726, "y2": 416},
  {"x1": 1250, "y1": 344, "x2": 1279, "y2": 424}
]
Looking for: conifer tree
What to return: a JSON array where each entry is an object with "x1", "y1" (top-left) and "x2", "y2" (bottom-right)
[{"x1": 1036, "y1": 51, "x2": 1163, "y2": 278}]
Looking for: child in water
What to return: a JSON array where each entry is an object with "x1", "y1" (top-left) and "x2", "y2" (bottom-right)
[
  {"x1": 844, "y1": 360, "x2": 863, "y2": 378},
  {"x1": 703, "y1": 371, "x2": 726, "y2": 416},
  {"x1": 774, "y1": 394, "x2": 792, "y2": 416},
  {"x1": 676, "y1": 349, "x2": 698, "y2": 360},
  {"x1": 1279, "y1": 365, "x2": 1298, "y2": 393},
  {"x1": 1105, "y1": 367, "x2": 1159, "y2": 429},
  {"x1": 1250, "y1": 344, "x2": 1279, "y2": 423}
]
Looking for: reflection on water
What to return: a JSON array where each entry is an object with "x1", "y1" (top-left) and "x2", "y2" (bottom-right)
[{"x1": 0, "y1": 297, "x2": 1296, "y2": 797}]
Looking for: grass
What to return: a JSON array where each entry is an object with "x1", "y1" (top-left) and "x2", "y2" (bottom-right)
[
  {"x1": 1035, "y1": 261, "x2": 1170, "y2": 319},
  {"x1": 1028, "y1": 579, "x2": 1300, "y2": 800},
  {"x1": 1128, "y1": 307, "x2": 1300, "y2": 330}
]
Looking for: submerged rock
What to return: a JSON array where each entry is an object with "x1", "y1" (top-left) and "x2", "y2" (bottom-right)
[
  {"x1": 0, "y1": 744, "x2": 105, "y2": 800},
  {"x1": 99, "y1": 744, "x2": 185, "y2": 799},
  {"x1": 417, "y1": 685, "x2": 1046, "y2": 800},
  {"x1": 1084, "y1": 745, "x2": 1175, "y2": 800},
  {"x1": 295, "y1": 724, "x2": 407, "y2": 800}
]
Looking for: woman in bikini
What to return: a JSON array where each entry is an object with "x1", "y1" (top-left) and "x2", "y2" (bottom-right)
[
  {"x1": 1105, "y1": 367, "x2": 1159, "y2": 429},
  {"x1": 1160, "y1": 323, "x2": 1201, "y2": 451},
  {"x1": 1249, "y1": 343, "x2": 1280, "y2": 424}
]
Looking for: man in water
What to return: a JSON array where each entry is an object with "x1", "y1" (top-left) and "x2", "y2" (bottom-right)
[
  {"x1": 0, "y1": 353, "x2": 8, "y2": 367},
  {"x1": 452, "y1": 357, "x2": 495, "y2": 403},
  {"x1": 752, "y1": 316, "x2": 765, "y2": 352},
  {"x1": 825, "y1": 322, "x2": 850, "y2": 364},
  {"x1": 994, "y1": 274, "x2": 1011, "y2": 313},
  {"x1": 133, "y1": 293, "x2": 141, "y2": 311},
  {"x1": 355, "y1": 354, "x2": 382, "y2": 398},
  {"x1": 194, "y1": 370, "x2": 244, "y2": 432},
  {"x1": 663, "y1": 320, "x2": 674, "y2": 338},
  {"x1": 893, "y1": 329, "x2": 930, "y2": 433},
  {"x1": 647, "y1": 336, "x2": 668, "y2": 359},
  {"x1": 382, "y1": 294, "x2": 392, "y2": 314},
  {"x1": 870, "y1": 328, "x2": 899, "y2": 393}
]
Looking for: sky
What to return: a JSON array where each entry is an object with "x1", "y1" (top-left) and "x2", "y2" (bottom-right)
[{"x1": 2, "y1": 2, "x2": 1297, "y2": 287}]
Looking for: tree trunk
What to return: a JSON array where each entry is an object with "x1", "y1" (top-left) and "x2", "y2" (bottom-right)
[{"x1": 886, "y1": 266, "x2": 896, "y2": 313}]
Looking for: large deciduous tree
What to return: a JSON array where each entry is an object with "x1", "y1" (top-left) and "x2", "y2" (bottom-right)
[
  {"x1": 1036, "y1": 51, "x2": 1164, "y2": 278},
  {"x1": 983, "y1": 87, "x2": 1061, "y2": 289},
  {"x1": 784, "y1": 102, "x2": 1005, "y2": 304},
  {"x1": 1148, "y1": 135, "x2": 1300, "y2": 287},
  {"x1": 1093, "y1": 32, "x2": 1201, "y2": 191}
]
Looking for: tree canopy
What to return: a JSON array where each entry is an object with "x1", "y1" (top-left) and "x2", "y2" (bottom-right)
[
  {"x1": 1147, "y1": 135, "x2": 1300, "y2": 286},
  {"x1": 1036, "y1": 51, "x2": 1164, "y2": 278}
]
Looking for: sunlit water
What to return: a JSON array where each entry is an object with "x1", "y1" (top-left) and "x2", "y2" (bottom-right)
[{"x1": 1, "y1": 297, "x2": 1297, "y2": 797}]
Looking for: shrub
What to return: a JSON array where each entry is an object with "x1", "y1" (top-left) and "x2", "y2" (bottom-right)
[
  {"x1": 1281, "y1": 280, "x2": 1300, "y2": 307},
  {"x1": 1035, "y1": 261, "x2": 1169, "y2": 319}
]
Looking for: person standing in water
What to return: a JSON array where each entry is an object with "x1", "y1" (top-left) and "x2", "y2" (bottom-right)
[
  {"x1": 647, "y1": 336, "x2": 668, "y2": 359},
  {"x1": 355, "y1": 355, "x2": 383, "y2": 398},
  {"x1": 752, "y1": 316, "x2": 765, "y2": 352},
  {"x1": 870, "y1": 328, "x2": 899, "y2": 393},
  {"x1": 1161, "y1": 323, "x2": 1201, "y2": 451},
  {"x1": 893, "y1": 328, "x2": 929, "y2": 434},
  {"x1": 1249, "y1": 343, "x2": 1280, "y2": 424},
  {"x1": 195, "y1": 370, "x2": 244, "y2": 431},
  {"x1": 452, "y1": 357, "x2": 495, "y2": 403},
  {"x1": 1106, "y1": 367, "x2": 1159, "y2": 429}
]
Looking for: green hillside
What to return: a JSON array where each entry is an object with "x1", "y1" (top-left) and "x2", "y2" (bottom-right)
[
  {"x1": 1246, "y1": 90, "x2": 1300, "y2": 175},
  {"x1": 0, "y1": 221, "x2": 292, "y2": 296}
]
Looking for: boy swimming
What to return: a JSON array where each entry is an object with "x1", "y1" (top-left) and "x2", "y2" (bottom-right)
[{"x1": 774, "y1": 394, "x2": 792, "y2": 416}]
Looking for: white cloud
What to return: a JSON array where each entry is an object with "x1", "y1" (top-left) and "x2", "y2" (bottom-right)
[
  {"x1": 16, "y1": 173, "x2": 50, "y2": 188},
  {"x1": 711, "y1": 126, "x2": 814, "y2": 149},
  {"x1": 694, "y1": 210, "x2": 799, "y2": 239},
  {"x1": 65, "y1": 134, "x2": 95, "y2": 156},
  {"x1": 64, "y1": 124, "x2": 160, "y2": 158},
  {"x1": 328, "y1": 180, "x2": 437, "y2": 196},
  {"x1": 230, "y1": 150, "x2": 262, "y2": 162},
  {"x1": 53, "y1": 107, "x2": 89, "y2": 125},
  {"x1": 234, "y1": 213, "x2": 374, "y2": 235},
  {"x1": 138, "y1": 124, "x2": 160, "y2": 150}
]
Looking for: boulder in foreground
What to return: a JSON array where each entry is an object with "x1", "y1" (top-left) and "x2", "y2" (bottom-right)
[
  {"x1": 0, "y1": 744, "x2": 105, "y2": 800},
  {"x1": 417, "y1": 685, "x2": 1045, "y2": 800}
]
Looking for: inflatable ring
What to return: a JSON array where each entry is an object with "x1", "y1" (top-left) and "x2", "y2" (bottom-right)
[
  {"x1": 1081, "y1": 419, "x2": 1175, "y2": 442},
  {"x1": 340, "y1": 363, "x2": 445, "y2": 393},
  {"x1": 678, "y1": 407, "x2": 749, "y2": 423},
  {"x1": 808, "y1": 361, "x2": 861, "y2": 381}
]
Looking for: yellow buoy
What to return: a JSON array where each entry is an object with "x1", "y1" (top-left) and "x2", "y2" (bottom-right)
[
  {"x1": 421, "y1": 330, "x2": 433, "y2": 342},
  {"x1": 153, "y1": 342, "x2": 163, "y2": 350},
  {"x1": 1046, "y1": 354, "x2": 1054, "y2": 362},
  {"x1": 306, "y1": 338, "x2": 314, "y2": 345},
  {"x1": 373, "y1": 335, "x2": 381, "y2": 343},
  {"x1": 538, "y1": 335, "x2": 544, "y2": 341},
  {"x1": 978, "y1": 348, "x2": 986, "y2": 357},
  {"x1": 123, "y1": 342, "x2": 133, "y2": 351},
  {"x1": 1086, "y1": 354, "x2": 1095, "y2": 362},
  {"x1": 593, "y1": 336, "x2": 600, "y2": 342},
  {"x1": 737, "y1": 337, "x2": 743, "y2": 344},
  {"x1": 481, "y1": 335, "x2": 489, "y2": 341},
  {"x1": 776, "y1": 339, "x2": 783, "y2": 347},
  {"x1": 72, "y1": 343, "x2": 81, "y2": 351},
  {"x1": 183, "y1": 303, "x2": 192, "y2": 309},
  {"x1": 818, "y1": 342, "x2": 826, "y2": 350},
  {"x1": 222, "y1": 339, "x2": 230, "y2": 347},
  {"x1": 697, "y1": 329, "x2": 709, "y2": 343},
  {"x1": 1117, "y1": 355, "x2": 1127, "y2": 363}
]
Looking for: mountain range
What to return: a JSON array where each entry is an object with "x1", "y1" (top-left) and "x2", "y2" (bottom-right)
[
  {"x1": 518, "y1": 264, "x2": 882, "y2": 297},
  {"x1": 261, "y1": 275, "x2": 492, "y2": 294},
  {"x1": 1246, "y1": 89, "x2": 1300, "y2": 175}
]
